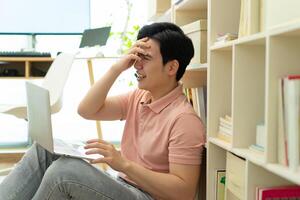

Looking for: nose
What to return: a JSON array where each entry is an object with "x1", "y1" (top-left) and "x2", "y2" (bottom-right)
[{"x1": 134, "y1": 60, "x2": 143, "y2": 70}]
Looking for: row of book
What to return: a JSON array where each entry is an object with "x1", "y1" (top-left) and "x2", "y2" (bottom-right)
[
  {"x1": 215, "y1": 169, "x2": 300, "y2": 200},
  {"x1": 278, "y1": 75, "x2": 300, "y2": 172},
  {"x1": 217, "y1": 115, "x2": 232, "y2": 143},
  {"x1": 184, "y1": 87, "x2": 207, "y2": 125}
]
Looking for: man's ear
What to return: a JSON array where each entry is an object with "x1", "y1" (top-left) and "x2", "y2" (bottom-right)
[{"x1": 166, "y1": 60, "x2": 179, "y2": 76}]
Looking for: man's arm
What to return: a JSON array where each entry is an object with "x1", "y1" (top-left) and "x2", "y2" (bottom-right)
[
  {"x1": 77, "y1": 66, "x2": 124, "y2": 120},
  {"x1": 77, "y1": 37, "x2": 148, "y2": 120},
  {"x1": 124, "y1": 161, "x2": 200, "y2": 200}
]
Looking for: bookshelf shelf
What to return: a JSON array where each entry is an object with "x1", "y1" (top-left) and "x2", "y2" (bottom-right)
[
  {"x1": 269, "y1": 19, "x2": 300, "y2": 37},
  {"x1": 208, "y1": 137, "x2": 232, "y2": 151},
  {"x1": 235, "y1": 32, "x2": 266, "y2": 45},
  {"x1": 231, "y1": 148, "x2": 265, "y2": 167},
  {"x1": 210, "y1": 41, "x2": 234, "y2": 51},
  {"x1": 266, "y1": 164, "x2": 300, "y2": 185},
  {"x1": 208, "y1": 0, "x2": 300, "y2": 199}
]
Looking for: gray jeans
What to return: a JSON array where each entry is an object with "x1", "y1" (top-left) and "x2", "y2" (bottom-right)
[{"x1": 0, "y1": 143, "x2": 153, "y2": 200}]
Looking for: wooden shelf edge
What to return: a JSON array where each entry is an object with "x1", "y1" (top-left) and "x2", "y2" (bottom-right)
[
  {"x1": 231, "y1": 148, "x2": 265, "y2": 167},
  {"x1": 208, "y1": 137, "x2": 232, "y2": 151},
  {"x1": 210, "y1": 41, "x2": 234, "y2": 51},
  {"x1": 265, "y1": 164, "x2": 300, "y2": 185}
]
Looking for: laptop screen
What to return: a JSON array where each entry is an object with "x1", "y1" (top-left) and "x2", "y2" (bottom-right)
[{"x1": 79, "y1": 26, "x2": 111, "y2": 48}]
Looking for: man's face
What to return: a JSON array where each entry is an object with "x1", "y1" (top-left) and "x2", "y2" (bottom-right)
[{"x1": 134, "y1": 39, "x2": 172, "y2": 92}]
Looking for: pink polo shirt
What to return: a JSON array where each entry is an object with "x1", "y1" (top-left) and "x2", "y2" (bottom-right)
[{"x1": 117, "y1": 84, "x2": 206, "y2": 182}]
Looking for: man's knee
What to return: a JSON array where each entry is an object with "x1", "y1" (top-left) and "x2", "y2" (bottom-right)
[{"x1": 43, "y1": 157, "x2": 85, "y2": 180}]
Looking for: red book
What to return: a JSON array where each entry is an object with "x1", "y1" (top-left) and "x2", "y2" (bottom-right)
[{"x1": 257, "y1": 186, "x2": 300, "y2": 200}]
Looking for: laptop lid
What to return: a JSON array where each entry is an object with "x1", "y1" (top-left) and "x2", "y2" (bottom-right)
[
  {"x1": 26, "y1": 81, "x2": 54, "y2": 153},
  {"x1": 79, "y1": 26, "x2": 111, "y2": 48}
]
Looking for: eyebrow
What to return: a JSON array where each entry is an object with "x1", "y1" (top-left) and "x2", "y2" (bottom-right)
[
  {"x1": 138, "y1": 53, "x2": 153, "y2": 59},
  {"x1": 144, "y1": 53, "x2": 152, "y2": 59}
]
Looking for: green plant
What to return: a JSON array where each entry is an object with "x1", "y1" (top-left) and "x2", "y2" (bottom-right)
[{"x1": 110, "y1": 25, "x2": 140, "y2": 54}]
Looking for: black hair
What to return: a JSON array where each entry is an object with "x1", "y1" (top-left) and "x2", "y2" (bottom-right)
[{"x1": 137, "y1": 22, "x2": 194, "y2": 81}]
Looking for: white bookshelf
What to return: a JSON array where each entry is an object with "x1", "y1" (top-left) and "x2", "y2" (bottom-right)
[{"x1": 208, "y1": 0, "x2": 300, "y2": 199}]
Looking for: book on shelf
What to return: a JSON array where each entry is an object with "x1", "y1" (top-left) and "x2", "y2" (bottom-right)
[
  {"x1": 219, "y1": 125, "x2": 232, "y2": 135},
  {"x1": 219, "y1": 115, "x2": 232, "y2": 126},
  {"x1": 249, "y1": 144, "x2": 264, "y2": 154},
  {"x1": 256, "y1": 185, "x2": 300, "y2": 200},
  {"x1": 217, "y1": 132, "x2": 232, "y2": 143},
  {"x1": 215, "y1": 169, "x2": 226, "y2": 200},
  {"x1": 283, "y1": 75, "x2": 300, "y2": 172},
  {"x1": 186, "y1": 87, "x2": 207, "y2": 126},
  {"x1": 238, "y1": 0, "x2": 260, "y2": 37},
  {"x1": 214, "y1": 33, "x2": 238, "y2": 46},
  {"x1": 256, "y1": 123, "x2": 265, "y2": 149},
  {"x1": 184, "y1": 88, "x2": 194, "y2": 106},
  {"x1": 195, "y1": 87, "x2": 207, "y2": 125},
  {"x1": 278, "y1": 78, "x2": 289, "y2": 166}
]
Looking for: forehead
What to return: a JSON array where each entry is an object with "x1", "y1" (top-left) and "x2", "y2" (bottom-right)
[{"x1": 145, "y1": 39, "x2": 161, "y2": 57}]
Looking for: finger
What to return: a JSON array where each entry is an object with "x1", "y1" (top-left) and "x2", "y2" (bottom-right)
[
  {"x1": 85, "y1": 141, "x2": 109, "y2": 148},
  {"x1": 128, "y1": 46, "x2": 147, "y2": 56},
  {"x1": 84, "y1": 143, "x2": 108, "y2": 151},
  {"x1": 136, "y1": 37, "x2": 149, "y2": 43},
  {"x1": 86, "y1": 138, "x2": 110, "y2": 145},
  {"x1": 85, "y1": 148, "x2": 109, "y2": 157},
  {"x1": 133, "y1": 37, "x2": 150, "y2": 49},
  {"x1": 86, "y1": 142, "x2": 116, "y2": 151}
]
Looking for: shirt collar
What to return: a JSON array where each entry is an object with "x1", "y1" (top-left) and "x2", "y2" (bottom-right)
[{"x1": 140, "y1": 84, "x2": 183, "y2": 114}]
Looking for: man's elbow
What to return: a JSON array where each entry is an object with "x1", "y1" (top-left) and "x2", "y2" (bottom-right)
[{"x1": 77, "y1": 103, "x2": 92, "y2": 119}]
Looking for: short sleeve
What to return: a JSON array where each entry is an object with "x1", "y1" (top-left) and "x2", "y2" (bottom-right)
[
  {"x1": 115, "y1": 90, "x2": 136, "y2": 120},
  {"x1": 168, "y1": 114, "x2": 206, "y2": 165}
]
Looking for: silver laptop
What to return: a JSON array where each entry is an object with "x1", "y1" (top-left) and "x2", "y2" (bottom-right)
[{"x1": 25, "y1": 81, "x2": 100, "y2": 160}]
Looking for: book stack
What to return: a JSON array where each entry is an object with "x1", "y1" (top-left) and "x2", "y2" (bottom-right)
[
  {"x1": 249, "y1": 123, "x2": 265, "y2": 154},
  {"x1": 214, "y1": 33, "x2": 238, "y2": 46},
  {"x1": 217, "y1": 115, "x2": 232, "y2": 143},
  {"x1": 278, "y1": 75, "x2": 300, "y2": 171},
  {"x1": 184, "y1": 87, "x2": 207, "y2": 126},
  {"x1": 256, "y1": 185, "x2": 300, "y2": 200}
]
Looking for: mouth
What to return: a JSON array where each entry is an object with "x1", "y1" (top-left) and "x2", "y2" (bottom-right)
[{"x1": 134, "y1": 72, "x2": 146, "y2": 81}]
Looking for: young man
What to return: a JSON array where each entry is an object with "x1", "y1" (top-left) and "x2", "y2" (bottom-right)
[{"x1": 0, "y1": 22, "x2": 205, "y2": 200}]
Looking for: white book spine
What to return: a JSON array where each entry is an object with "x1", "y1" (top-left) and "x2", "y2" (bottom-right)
[{"x1": 284, "y1": 78, "x2": 300, "y2": 171}]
